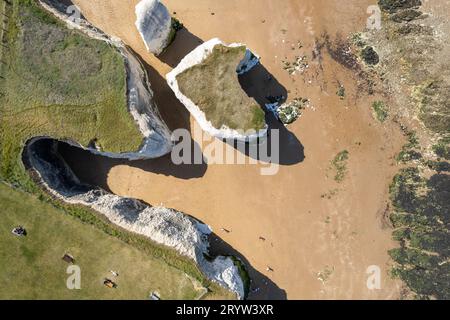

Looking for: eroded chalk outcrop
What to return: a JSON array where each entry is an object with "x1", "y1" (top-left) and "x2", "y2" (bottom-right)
[
  {"x1": 135, "y1": 0, "x2": 173, "y2": 56},
  {"x1": 166, "y1": 38, "x2": 268, "y2": 143},
  {"x1": 25, "y1": 138, "x2": 245, "y2": 299},
  {"x1": 31, "y1": 1, "x2": 246, "y2": 299},
  {"x1": 39, "y1": 0, "x2": 172, "y2": 159}
]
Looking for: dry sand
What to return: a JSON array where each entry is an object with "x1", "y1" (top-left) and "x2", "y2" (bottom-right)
[{"x1": 68, "y1": 0, "x2": 406, "y2": 299}]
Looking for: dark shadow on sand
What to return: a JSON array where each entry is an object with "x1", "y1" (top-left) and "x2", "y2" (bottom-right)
[
  {"x1": 57, "y1": 140, "x2": 207, "y2": 192},
  {"x1": 239, "y1": 63, "x2": 288, "y2": 107},
  {"x1": 267, "y1": 114, "x2": 305, "y2": 165},
  {"x1": 231, "y1": 63, "x2": 305, "y2": 166},
  {"x1": 158, "y1": 27, "x2": 204, "y2": 68},
  {"x1": 155, "y1": 27, "x2": 305, "y2": 166},
  {"x1": 25, "y1": 138, "x2": 285, "y2": 299},
  {"x1": 208, "y1": 231, "x2": 287, "y2": 300},
  {"x1": 224, "y1": 112, "x2": 305, "y2": 166}
]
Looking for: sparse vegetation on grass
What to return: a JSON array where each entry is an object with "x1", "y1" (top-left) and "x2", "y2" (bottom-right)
[
  {"x1": 331, "y1": 150, "x2": 349, "y2": 183},
  {"x1": 350, "y1": 33, "x2": 366, "y2": 48},
  {"x1": 413, "y1": 80, "x2": 450, "y2": 135},
  {"x1": 176, "y1": 44, "x2": 266, "y2": 131},
  {"x1": 425, "y1": 160, "x2": 450, "y2": 173},
  {"x1": 372, "y1": 101, "x2": 389, "y2": 122},
  {"x1": 391, "y1": 9, "x2": 422, "y2": 22}
]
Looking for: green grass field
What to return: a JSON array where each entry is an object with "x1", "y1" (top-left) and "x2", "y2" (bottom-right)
[
  {"x1": 0, "y1": 0, "x2": 143, "y2": 189},
  {"x1": 0, "y1": 0, "x2": 236, "y2": 300},
  {"x1": 0, "y1": 183, "x2": 205, "y2": 299},
  {"x1": 176, "y1": 44, "x2": 266, "y2": 131}
]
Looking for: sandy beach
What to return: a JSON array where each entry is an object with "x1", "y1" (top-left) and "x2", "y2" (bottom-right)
[{"x1": 67, "y1": 0, "x2": 406, "y2": 299}]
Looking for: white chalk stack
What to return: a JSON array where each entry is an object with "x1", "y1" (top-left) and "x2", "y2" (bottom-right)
[
  {"x1": 166, "y1": 38, "x2": 267, "y2": 143},
  {"x1": 135, "y1": 0, "x2": 173, "y2": 56}
]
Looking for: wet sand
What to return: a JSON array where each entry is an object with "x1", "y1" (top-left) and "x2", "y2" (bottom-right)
[{"x1": 69, "y1": 0, "x2": 405, "y2": 299}]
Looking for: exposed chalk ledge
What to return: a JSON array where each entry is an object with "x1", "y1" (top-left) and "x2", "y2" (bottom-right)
[{"x1": 166, "y1": 38, "x2": 268, "y2": 143}]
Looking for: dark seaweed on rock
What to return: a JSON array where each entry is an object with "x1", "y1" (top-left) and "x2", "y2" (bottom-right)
[
  {"x1": 320, "y1": 33, "x2": 360, "y2": 71},
  {"x1": 379, "y1": 0, "x2": 422, "y2": 13},
  {"x1": 391, "y1": 9, "x2": 422, "y2": 23},
  {"x1": 389, "y1": 168, "x2": 450, "y2": 299},
  {"x1": 369, "y1": 0, "x2": 450, "y2": 298},
  {"x1": 361, "y1": 46, "x2": 379, "y2": 66}
]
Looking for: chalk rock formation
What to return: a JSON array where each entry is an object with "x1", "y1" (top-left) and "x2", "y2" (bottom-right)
[
  {"x1": 32, "y1": 1, "x2": 246, "y2": 299},
  {"x1": 166, "y1": 38, "x2": 268, "y2": 143},
  {"x1": 135, "y1": 0, "x2": 173, "y2": 56},
  {"x1": 26, "y1": 138, "x2": 245, "y2": 299},
  {"x1": 39, "y1": 0, "x2": 173, "y2": 159}
]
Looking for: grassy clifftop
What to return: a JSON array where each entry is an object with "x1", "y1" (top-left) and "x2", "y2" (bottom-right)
[
  {"x1": 0, "y1": 0, "x2": 143, "y2": 189},
  {"x1": 176, "y1": 44, "x2": 266, "y2": 132},
  {"x1": 0, "y1": 183, "x2": 205, "y2": 299}
]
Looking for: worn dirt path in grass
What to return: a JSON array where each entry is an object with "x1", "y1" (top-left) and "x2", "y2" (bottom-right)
[{"x1": 70, "y1": 0, "x2": 405, "y2": 299}]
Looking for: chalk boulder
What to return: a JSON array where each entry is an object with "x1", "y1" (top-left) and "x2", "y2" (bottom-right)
[
  {"x1": 135, "y1": 0, "x2": 173, "y2": 55},
  {"x1": 166, "y1": 38, "x2": 267, "y2": 143}
]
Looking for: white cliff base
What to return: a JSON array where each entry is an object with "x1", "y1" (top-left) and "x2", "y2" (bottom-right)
[
  {"x1": 135, "y1": 0, "x2": 173, "y2": 56},
  {"x1": 166, "y1": 38, "x2": 268, "y2": 143}
]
